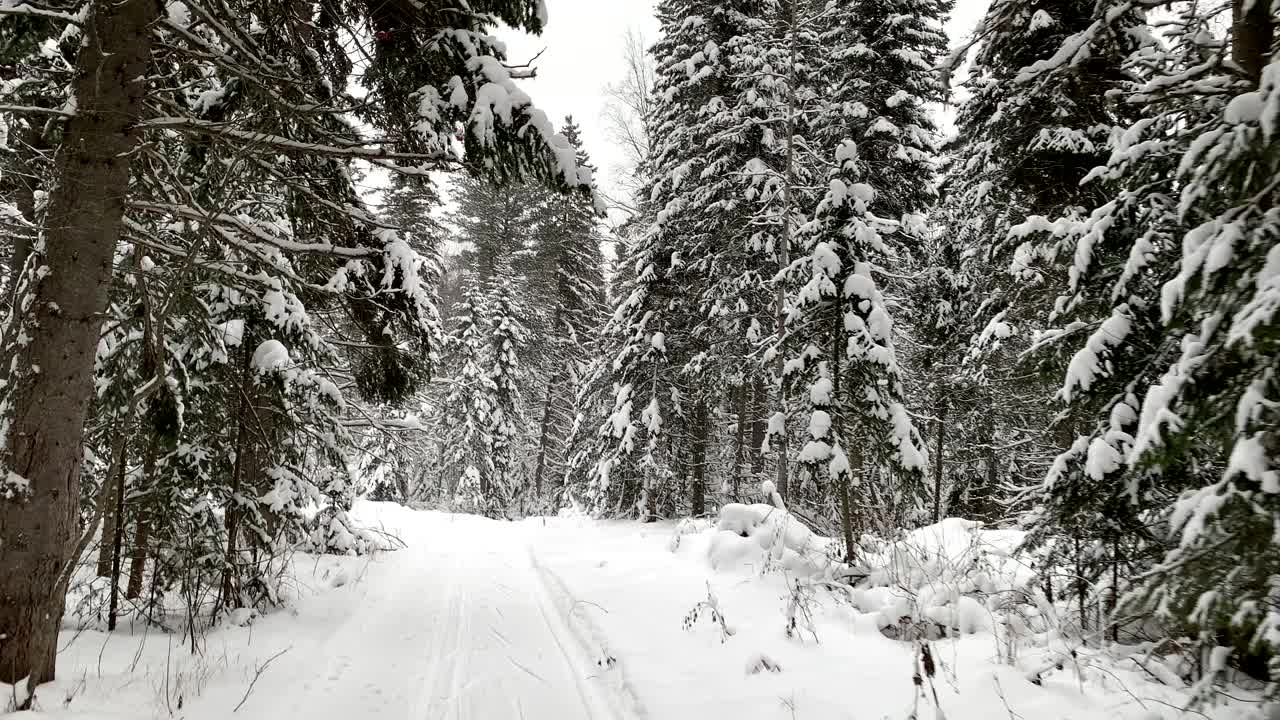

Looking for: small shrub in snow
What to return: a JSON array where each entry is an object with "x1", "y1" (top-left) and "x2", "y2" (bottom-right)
[
  {"x1": 299, "y1": 507, "x2": 382, "y2": 556},
  {"x1": 784, "y1": 578, "x2": 820, "y2": 644},
  {"x1": 908, "y1": 641, "x2": 945, "y2": 719},
  {"x1": 709, "y1": 503, "x2": 845, "y2": 579},
  {"x1": 855, "y1": 518, "x2": 1047, "y2": 645},
  {"x1": 682, "y1": 582, "x2": 735, "y2": 642}
]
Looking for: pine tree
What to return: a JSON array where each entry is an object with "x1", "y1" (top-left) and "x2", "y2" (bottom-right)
[{"x1": 449, "y1": 174, "x2": 538, "y2": 285}]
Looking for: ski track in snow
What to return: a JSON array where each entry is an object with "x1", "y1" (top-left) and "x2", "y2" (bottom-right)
[
  {"x1": 230, "y1": 514, "x2": 624, "y2": 720},
  {"x1": 35, "y1": 504, "x2": 1240, "y2": 720}
]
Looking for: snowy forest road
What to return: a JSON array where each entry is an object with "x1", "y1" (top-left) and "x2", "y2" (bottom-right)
[
  {"x1": 228, "y1": 514, "x2": 623, "y2": 720},
  {"x1": 40, "y1": 504, "x2": 1220, "y2": 719}
]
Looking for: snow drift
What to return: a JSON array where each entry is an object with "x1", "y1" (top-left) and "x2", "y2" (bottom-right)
[{"x1": 707, "y1": 502, "x2": 845, "y2": 580}]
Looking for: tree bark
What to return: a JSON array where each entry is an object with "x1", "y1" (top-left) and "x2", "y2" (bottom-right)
[
  {"x1": 732, "y1": 384, "x2": 747, "y2": 502},
  {"x1": 774, "y1": 412, "x2": 789, "y2": 500},
  {"x1": 772, "y1": 0, "x2": 799, "y2": 503},
  {"x1": 126, "y1": 439, "x2": 158, "y2": 601},
  {"x1": 749, "y1": 376, "x2": 767, "y2": 476},
  {"x1": 932, "y1": 395, "x2": 948, "y2": 524},
  {"x1": 107, "y1": 438, "x2": 130, "y2": 631},
  {"x1": 839, "y1": 476, "x2": 854, "y2": 563},
  {"x1": 689, "y1": 399, "x2": 708, "y2": 516},
  {"x1": 1108, "y1": 536, "x2": 1120, "y2": 643},
  {"x1": 532, "y1": 378, "x2": 558, "y2": 497},
  {"x1": 982, "y1": 417, "x2": 998, "y2": 522},
  {"x1": 95, "y1": 432, "x2": 127, "y2": 577},
  {"x1": 1233, "y1": 0, "x2": 1274, "y2": 84},
  {"x1": 1075, "y1": 537, "x2": 1087, "y2": 634},
  {"x1": 0, "y1": 0, "x2": 157, "y2": 692},
  {"x1": 222, "y1": 342, "x2": 254, "y2": 612}
]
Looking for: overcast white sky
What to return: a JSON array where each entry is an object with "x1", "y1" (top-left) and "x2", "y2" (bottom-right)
[{"x1": 497, "y1": 0, "x2": 993, "y2": 206}]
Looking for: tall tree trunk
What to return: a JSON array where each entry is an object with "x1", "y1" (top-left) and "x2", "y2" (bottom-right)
[
  {"x1": 532, "y1": 378, "x2": 558, "y2": 497},
  {"x1": 749, "y1": 375, "x2": 767, "y2": 476},
  {"x1": 850, "y1": 446, "x2": 865, "y2": 535},
  {"x1": 839, "y1": 476, "x2": 854, "y2": 563},
  {"x1": 126, "y1": 439, "x2": 158, "y2": 601},
  {"x1": 732, "y1": 384, "x2": 747, "y2": 502},
  {"x1": 982, "y1": 418, "x2": 998, "y2": 522},
  {"x1": 772, "y1": 0, "x2": 799, "y2": 503},
  {"x1": 932, "y1": 395, "x2": 948, "y2": 524},
  {"x1": 107, "y1": 437, "x2": 130, "y2": 631},
  {"x1": 1233, "y1": 0, "x2": 1274, "y2": 84},
  {"x1": 1108, "y1": 536, "x2": 1120, "y2": 643},
  {"x1": 222, "y1": 342, "x2": 254, "y2": 612},
  {"x1": 690, "y1": 399, "x2": 708, "y2": 516},
  {"x1": 1075, "y1": 537, "x2": 1087, "y2": 635},
  {"x1": 831, "y1": 309, "x2": 852, "y2": 560},
  {"x1": 95, "y1": 431, "x2": 127, "y2": 577},
  {"x1": 0, "y1": 0, "x2": 157, "y2": 692}
]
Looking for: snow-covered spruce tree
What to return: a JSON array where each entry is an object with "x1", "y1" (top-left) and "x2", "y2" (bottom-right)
[
  {"x1": 527, "y1": 118, "x2": 606, "y2": 502},
  {"x1": 587, "y1": 0, "x2": 831, "y2": 519},
  {"x1": 485, "y1": 273, "x2": 531, "y2": 515},
  {"x1": 0, "y1": 0, "x2": 588, "y2": 692},
  {"x1": 784, "y1": 0, "x2": 943, "y2": 545},
  {"x1": 443, "y1": 119, "x2": 602, "y2": 510},
  {"x1": 0, "y1": 0, "x2": 158, "y2": 691},
  {"x1": 380, "y1": 172, "x2": 447, "y2": 331},
  {"x1": 915, "y1": 0, "x2": 1141, "y2": 524},
  {"x1": 585, "y1": 0, "x2": 757, "y2": 518},
  {"x1": 449, "y1": 172, "x2": 539, "y2": 286},
  {"x1": 727, "y1": 0, "x2": 832, "y2": 507},
  {"x1": 1007, "y1": 2, "x2": 1189, "y2": 634},
  {"x1": 1021, "y1": 0, "x2": 1280, "y2": 687},
  {"x1": 351, "y1": 173, "x2": 450, "y2": 505},
  {"x1": 440, "y1": 286, "x2": 498, "y2": 514}
]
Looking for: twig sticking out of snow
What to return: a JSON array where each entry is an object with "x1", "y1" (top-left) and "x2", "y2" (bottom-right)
[
  {"x1": 909, "y1": 640, "x2": 945, "y2": 720},
  {"x1": 682, "y1": 582, "x2": 735, "y2": 642},
  {"x1": 746, "y1": 654, "x2": 783, "y2": 675},
  {"x1": 233, "y1": 646, "x2": 292, "y2": 713},
  {"x1": 785, "y1": 579, "x2": 820, "y2": 644}
]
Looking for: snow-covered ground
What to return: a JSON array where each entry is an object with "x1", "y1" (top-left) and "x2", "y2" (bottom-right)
[{"x1": 8, "y1": 502, "x2": 1258, "y2": 719}]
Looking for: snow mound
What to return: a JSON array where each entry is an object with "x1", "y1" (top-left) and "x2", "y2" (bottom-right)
[
  {"x1": 252, "y1": 338, "x2": 290, "y2": 372},
  {"x1": 707, "y1": 503, "x2": 842, "y2": 579},
  {"x1": 855, "y1": 518, "x2": 1045, "y2": 637}
]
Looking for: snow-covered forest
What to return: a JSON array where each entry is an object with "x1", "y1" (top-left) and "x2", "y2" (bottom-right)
[{"x1": 0, "y1": 0, "x2": 1276, "y2": 717}]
